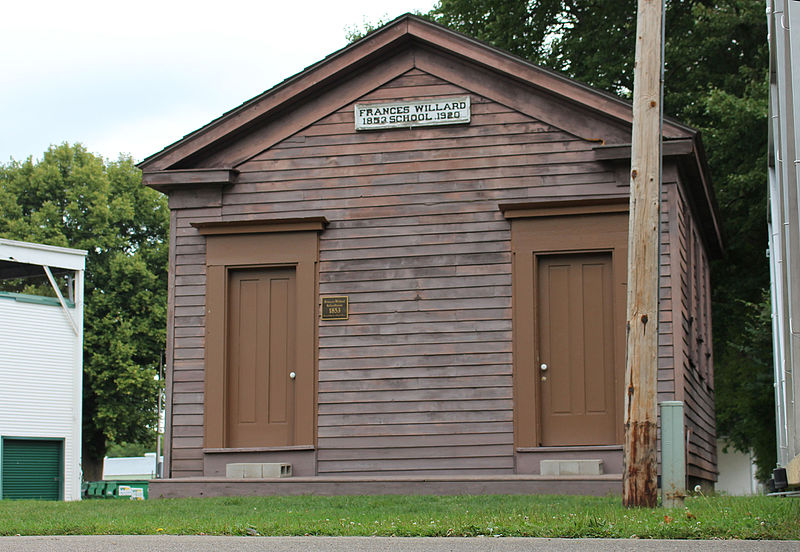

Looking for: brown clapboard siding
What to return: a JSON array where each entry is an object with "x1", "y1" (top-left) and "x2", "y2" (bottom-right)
[
  {"x1": 277, "y1": 99, "x2": 539, "y2": 133},
  {"x1": 318, "y1": 332, "x2": 512, "y2": 349},
  {"x1": 319, "y1": 274, "x2": 511, "y2": 294},
  {"x1": 168, "y1": 202, "x2": 218, "y2": 477},
  {"x1": 671, "y1": 183, "x2": 717, "y2": 481},
  {"x1": 221, "y1": 183, "x2": 614, "y2": 217},
  {"x1": 317, "y1": 408, "x2": 512, "y2": 426},
  {"x1": 238, "y1": 150, "x2": 601, "y2": 180},
  {"x1": 317, "y1": 421, "x2": 513, "y2": 438},
  {"x1": 228, "y1": 170, "x2": 615, "y2": 199},
  {"x1": 175, "y1": 274, "x2": 206, "y2": 286},
  {"x1": 319, "y1": 220, "x2": 510, "y2": 240},
  {"x1": 263, "y1": 127, "x2": 572, "y2": 160},
  {"x1": 316, "y1": 285, "x2": 509, "y2": 303},
  {"x1": 173, "y1": 403, "x2": 203, "y2": 416},
  {"x1": 157, "y1": 62, "x2": 706, "y2": 479},
  {"x1": 174, "y1": 327, "x2": 204, "y2": 338},
  {"x1": 321, "y1": 231, "x2": 511, "y2": 250},
  {"x1": 284, "y1": 118, "x2": 557, "y2": 143},
  {"x1": 317, "y1": 457, "x2": 515, "y2": 474},
  {"x1": 172, "y1": 447, "x2": 203, "y2": 461},
  {"x1": 318, "y1": 399, "x2": 513, "y2": 415},
  {"x1": 658, "y1": 187, "x2": 676, "y2": 408},
  {"x1": 318, "y1": 374, "x2": 511, "y2": 393},
  {"x1": 171, "y1": 460, "x2": 204, "y2": 473},
  {"x1": 244, "y1": 102, "x2": 588, "y2": 155},
  {"x1": 319, "y1": 320, "x2": 511, "y2": 338},
  {"x1": 245, "y1": 139, "x2": 586, "y2": 173},
  {"x1": 318, "y1": 444, "x2": 512, "y2": 461},
  {"x1": 319, "y1": 385, "x2": 511, "y2": 404},
  {"x1": 319, "y1": 432, "x2": 513, "y2": 449},
  {"x1": 173, "y1": 369, "x2": 203, "y2": 383},
  {"x1": 316, "y1": 308, "x2": 511, "y2": 326}
]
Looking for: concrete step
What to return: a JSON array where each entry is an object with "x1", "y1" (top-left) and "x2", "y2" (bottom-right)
[
  {"x1": 540, "y1": 459, "x2": 604, "y2": 476},
  {"x1": 225, "y1": 463, "x2": 292, "y2": 478}
]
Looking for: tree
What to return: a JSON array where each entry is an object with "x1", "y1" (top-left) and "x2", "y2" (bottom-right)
[
  {"x1": 427, "y1": 0, "x2": 773, "y2": 476},
  {"x1": 0, "y1": 143, "x2": 169, "y2": 480}
]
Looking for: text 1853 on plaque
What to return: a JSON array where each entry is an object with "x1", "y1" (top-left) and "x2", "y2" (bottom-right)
[{"x1": 321, "y1": 296, "x2": 349, "y2": 321}]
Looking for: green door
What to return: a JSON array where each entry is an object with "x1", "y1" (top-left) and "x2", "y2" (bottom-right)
[{"x1": 1, "y1": 438, "x2": 63, "y2": 500}]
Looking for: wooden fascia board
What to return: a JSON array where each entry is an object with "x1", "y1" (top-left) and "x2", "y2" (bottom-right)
[
  {"x1": 592, "y1": 139, "x2": 695, "y2": 160},
  {"x1": 191, "y1": 217, "x2": 328, "y2": 235},
  {"x1": 138, "y1": 20, "x2": 411, "y2": 171},
  {"x1": 142, "y1": 169, "x2": 238, "y2": 193}
]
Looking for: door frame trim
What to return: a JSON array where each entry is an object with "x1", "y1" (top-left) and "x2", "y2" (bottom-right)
[
  {"x1": 202, "y1": 222, "x2": 322, "y2": 450},
  {"x1": 506, "y1": 200, "x2": 628, "y2": 448}
]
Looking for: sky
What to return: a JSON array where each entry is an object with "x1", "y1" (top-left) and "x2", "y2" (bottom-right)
[{"x1": 0, "y1": 0, "x2": 437, "y2": 164}]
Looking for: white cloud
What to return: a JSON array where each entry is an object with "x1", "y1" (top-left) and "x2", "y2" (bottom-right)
[{"x1": 1, "y1": 0, "x2": 436, "y2": 163}]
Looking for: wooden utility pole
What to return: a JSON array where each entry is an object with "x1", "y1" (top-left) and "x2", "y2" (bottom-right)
[{"x1": 623, "y1": 0, "x2": 663, "y2": 508}]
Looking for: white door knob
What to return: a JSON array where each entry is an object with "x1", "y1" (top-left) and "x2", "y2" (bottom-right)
[
  {"x1": 289, "y1": 372, "x2": 296, "y2": 380},
  {"x1": 540, "y1": 363, "x2": 548, "y2": 371}
]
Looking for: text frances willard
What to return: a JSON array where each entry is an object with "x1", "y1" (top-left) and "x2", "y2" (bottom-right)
[{"x1": 355, "y1": 97, "x2": 471, "y2": 130}]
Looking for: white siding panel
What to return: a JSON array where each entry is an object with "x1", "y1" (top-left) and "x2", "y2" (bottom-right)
[{"x1": 0, "y1": 297, "x2": 82, "y2": 500}]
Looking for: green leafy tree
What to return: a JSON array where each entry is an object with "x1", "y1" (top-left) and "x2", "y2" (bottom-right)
[
  {"x1": 427, "y1": 0, "x2": 773, "y2": 476},
  {"x1": 0, "y1": 143, "x2": 168, "y2": 480},
  {"x1": 715, "y1": 294, "x2": 775, "y2": 481}
]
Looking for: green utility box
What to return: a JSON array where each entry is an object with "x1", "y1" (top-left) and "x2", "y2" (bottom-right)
[
  {"x1": 86, "y1": 481, "x2": 105, "y2": 498},
  {"x1": 108, "y1": 480, "x2": 148, "y2": 500}
]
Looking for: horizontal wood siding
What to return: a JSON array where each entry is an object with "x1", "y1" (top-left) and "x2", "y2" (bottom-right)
[
  {"x1": 168, "y1": 205, "x2": 217, "y2": 477},
  {"x1": 659, "y1": 187, "x2": 676, "y2": 401},
  {"x1": 164, "y1": 66, "x2": 652, "y2": 477},
  {"x1": 256, "y1": 68, "x2": 613, "y2": 475},
  {"x1": 674, "y1": 185, "x2": 717, "y2": 481}
]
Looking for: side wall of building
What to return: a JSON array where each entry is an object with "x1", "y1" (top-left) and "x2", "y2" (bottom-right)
[
  {"x1": 668, "y1": 180, "x2": 717, "y2": 482},
  {"x1": 0, "y1": 298, "x2": 82, "y2": 500}
]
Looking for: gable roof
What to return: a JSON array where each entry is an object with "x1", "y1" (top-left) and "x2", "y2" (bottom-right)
[
  {"x1": 139, "y1": 13, "x2": 695, "y2": 171},
  {"x1": 138, "y1": 13, "x2": 722, "y2": 255}
]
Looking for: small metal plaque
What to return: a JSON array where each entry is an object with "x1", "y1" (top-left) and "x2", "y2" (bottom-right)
[
  {"x1": 321, "y1": 296, "x2": 349, "y2": 320},
  {"x1": 355, "y1": 96, "x2": 470, "y2": 130}
]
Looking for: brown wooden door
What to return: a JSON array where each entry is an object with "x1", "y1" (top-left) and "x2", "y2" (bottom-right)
[
  {"x1": 537, "y1": 253, "x2": 616, "y2": 445},
  {"x1": 226, "y1": 266, "x2": 297, "y2": 447}
]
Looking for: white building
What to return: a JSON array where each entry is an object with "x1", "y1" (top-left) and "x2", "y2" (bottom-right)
[
  {"x1": 103, "y1": 453, "x2": 163, "y2": 481},
  {"x1": 0, "y1": 238, "x2": 86, "y2": 500},
  {"x1": 715, "y1": 439, "x2": 762, "y2": 495},
  {"x1": 767, "y1": 0, "x2": 800, "y2": 488}
]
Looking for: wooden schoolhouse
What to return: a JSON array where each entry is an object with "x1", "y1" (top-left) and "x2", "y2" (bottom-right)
[{"x1": 141, "y1": 14, "x2": 722, "y2": 497}]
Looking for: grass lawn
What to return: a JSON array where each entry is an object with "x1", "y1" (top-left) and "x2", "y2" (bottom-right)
[{"x1": 0, "y1": 494, "x2": 797, "y2": 539}]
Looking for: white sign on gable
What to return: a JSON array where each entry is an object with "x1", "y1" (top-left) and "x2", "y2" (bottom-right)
[{"x1": 355, "y1": 96, "x2": 471, "y2": 130}]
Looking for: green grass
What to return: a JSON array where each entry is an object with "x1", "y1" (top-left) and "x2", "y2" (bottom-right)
[{"x1": 0, "y1": 494, "x2": 798, "y2": 539}]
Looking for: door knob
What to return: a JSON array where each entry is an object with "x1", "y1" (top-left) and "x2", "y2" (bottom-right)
[
  {"x1": 289, "y1": 372, "x2": 296, "y2": 380},
  {"x1": 540, "y1": 363, "x2": 548, "y2": 371}
]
